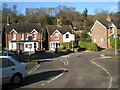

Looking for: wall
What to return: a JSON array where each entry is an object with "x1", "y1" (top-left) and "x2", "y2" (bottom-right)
[
  {"x1": 92, "y1": 21, "x2": 108, "y2": 48},
  {"x1": 63, "y1": 32, "x2": 75, "y2": 42}
]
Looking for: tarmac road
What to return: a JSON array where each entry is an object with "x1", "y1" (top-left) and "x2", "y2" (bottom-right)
[{"x1": 2, "y1": 50, "x2": 118, "y2": 89}]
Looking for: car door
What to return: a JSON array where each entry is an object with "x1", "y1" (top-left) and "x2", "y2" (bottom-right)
[{"x1": 2, "y1": 58, "x2": 16, "y2": 84}]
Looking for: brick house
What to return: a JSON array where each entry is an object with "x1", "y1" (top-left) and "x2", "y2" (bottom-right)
[
  {"x1": 4, "y1": 23, "x2": 42, "y2": 52},
  {"x1": 91, "y1": 19, "x2": 120, "y2": 48},
  {"x1": 46, "y1": 25, "x2": 75, "y2": 51}
]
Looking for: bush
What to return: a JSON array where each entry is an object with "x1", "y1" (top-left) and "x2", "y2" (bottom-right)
[
  {"x1": 58, "y1": 45, "x2": 65, "y2": 50},
  {"x1": 110, "y1": 36, "x2": 120, "y2": 49},
  {"x1": 78, "y1": 41, "x2": 86, "y2": 49},
  {"x1": 86, "y1": 42, "x2": 98, "y2": 51},
  {"x1": 78, "y1": 41, "x2": 98, "y2": 51},
  {"x1": 58, "y1": 42, "x2": 73, "y2": 50}
]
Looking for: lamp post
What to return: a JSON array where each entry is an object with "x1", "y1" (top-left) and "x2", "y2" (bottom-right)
[
  {"x1": 28, "y1": 36, "x2": 33, "y2": 62},
  {"x1": 72, "y1": 30, "x2": 74, "y2": 52},
  {"x1": 114, "y1": 34, "x2": 118, "y2": 56}
]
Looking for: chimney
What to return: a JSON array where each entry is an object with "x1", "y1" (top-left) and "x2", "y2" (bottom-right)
[
  {"x1": 57, "y1": 17, "x2": 62, "y2": 27},
  {"x1": 106, "y1": 15, "x2": 113, "y2": 22}
]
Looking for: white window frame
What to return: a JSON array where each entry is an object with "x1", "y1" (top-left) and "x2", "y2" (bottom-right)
[
  {"x1": 94, "y1": 39, "x2": 96, "y2": 43},
  {"x1": 21, "y1": 34, "x2": 24, "y2": 40},
  {"x1": 66, "y1": 34, "x2": 69, "y2": 39},
  {"x1": 26, "y1": 34, "x2": 29, "y2": 40},
  {"x1": 33, "y1": 33, "x2": 36, "y2": 40},
  {"x1": 12, "y1": 34, "x2": 16, "y2": 40},
  {"x1": 110, "y1": 26, "x2": 114, "y2": 34},
  {"x1": 101, "y1": 38, "x2": 104, "y2": 43},
  {"x1": 55, "y1": 33, "x2": 59, "y2": 40}
]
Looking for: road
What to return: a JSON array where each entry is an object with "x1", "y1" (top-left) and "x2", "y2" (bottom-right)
[{"x1": 2, "y1": 50, "x2": 118, "y2": 89}]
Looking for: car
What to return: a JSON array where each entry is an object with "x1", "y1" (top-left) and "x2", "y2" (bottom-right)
[
  {"x1": 3, "y1": 51, "x2": 20, "y2": 61},
  {"x1": 0, "y1": 56, "x2": 28, "y2": 85}
]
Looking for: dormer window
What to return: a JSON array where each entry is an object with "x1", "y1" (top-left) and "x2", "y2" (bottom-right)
[
  {"x1": 12, "y1": 34, "x2": 16, "y2": 40},
  {"x1": 55, "y1": 33, "x2": 59, "y2": 40}
]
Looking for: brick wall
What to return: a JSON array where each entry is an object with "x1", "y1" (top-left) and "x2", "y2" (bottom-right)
[{"x1": 92, "y1": 22, "x2": 108, "y2": 48}]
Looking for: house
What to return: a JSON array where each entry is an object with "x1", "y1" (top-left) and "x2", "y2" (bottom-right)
[
  {"x1": 91, "y1": 16, "x2": 120, "y2": 48},
  {"x1": 46, "y1": 25, "x2": 75, "y2": 51},
  {"x1": 4, "y1": 23, "x2": 42, "y2": 52}
]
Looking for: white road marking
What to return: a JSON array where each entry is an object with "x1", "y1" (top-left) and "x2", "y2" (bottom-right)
[
  {"x1": 29, "y1": 62, "x2": 38, "y2": 71},
  {"x1": 90, "y1": 57, "x2": 113, "y2": 88},
  {"x1": 28, "y1": 64, "x2": 40, "y2": 74},
  {"x1": 63, "y1": 61, "x2": 66, "y2": 65},
  {"x1": 41, "y1": 69, "x2": 67, "y2": 86},
  {"x1": 100, "y1": 54, "x2": 105, "y2": 57},
  {"x1": 60, "y1": 58, "x2": 69, "y2": 66}
]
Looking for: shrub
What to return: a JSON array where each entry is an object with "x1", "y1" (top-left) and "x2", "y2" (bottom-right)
[
  {"x1": 78, "y1": 41, "x2": 86, "y2": 49},
  {"x1": 86, "y1": 42, "x2": 98, "y2": 51},
  {"x1": 58, "y1": 45, "x2": 65, "y2": 50},
  {"x1": 78, "y1": 41, "x2": 98, "y2": 51},
  {"x1": 110, "y1": 36, "x2": 120, "y2": 49}
]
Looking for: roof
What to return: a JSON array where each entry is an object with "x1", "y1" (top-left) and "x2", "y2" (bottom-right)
[
  {"x1": 5, "y1": 23, "x2": 41, "y2": 34},
  {"x1": 46, "y1": 25, "x2": 73, "y2": 35},
  {"x1": 98, "y1": 20, "x2": 120, "y2": 29}
]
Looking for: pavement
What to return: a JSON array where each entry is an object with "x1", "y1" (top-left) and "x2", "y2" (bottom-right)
[{"x1": 18, "y1": 50, "x2": 73, "y2": 62}]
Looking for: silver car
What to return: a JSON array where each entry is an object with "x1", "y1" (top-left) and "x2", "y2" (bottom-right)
[{"x1": 0, "y1": 56, "x2": 28, "y2": 85}]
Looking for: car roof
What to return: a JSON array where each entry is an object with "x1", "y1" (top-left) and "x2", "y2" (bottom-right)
[{"x1": 0, "y1": 56, "x2": 12, "y2": 58}]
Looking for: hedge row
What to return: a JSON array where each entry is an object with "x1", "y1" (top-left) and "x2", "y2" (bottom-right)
[
  {"x1": 78, "y1": 41, "x2": 98, "y2": 51},
  {"x1": 58, "y1": 42, "x2": 78, "y2": 50}
]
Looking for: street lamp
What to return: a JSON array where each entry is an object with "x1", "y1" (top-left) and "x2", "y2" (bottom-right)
[
  {"x1": 114, "y1": 34, "x2": 118, "y2": 56},
  {"x1": 28, "y1": 36, "x2": 33, "y2": 62}
]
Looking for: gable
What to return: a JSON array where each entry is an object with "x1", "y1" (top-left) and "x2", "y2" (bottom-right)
[
  {"x1": 52, "y1": 29, "x2": 62, "y2": 35},
  {"x1": 91, "y1": 20, "x2": 107, "y2": 31},
  {"x1": 10, "y1": 29, "x2": 17, "y2": 34},
  {"x1": 64, "y1": 31, "x2": 72, "y2": 35},
  {"x1": 31, "y1": 29, "x2": 38, "y2": 34}
]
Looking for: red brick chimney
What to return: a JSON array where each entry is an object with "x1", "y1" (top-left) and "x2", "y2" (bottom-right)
[
  {"x1": 106, "y1": 15, "x2": 112, "y2": 22},
  {"x1": 57, "y1": 17, "x2": 62, "y2": 27}
]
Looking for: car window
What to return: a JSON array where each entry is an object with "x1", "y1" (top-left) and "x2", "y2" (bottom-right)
[
  {"x1": 2, "y1": 58, "x2": 9, "y2": 68},
  {"x1": 1, "y1": 58, "x2": 15, "y2": 68},
  {"x1": 8, "y1": 59, "x2": 15, "y2": 66}
]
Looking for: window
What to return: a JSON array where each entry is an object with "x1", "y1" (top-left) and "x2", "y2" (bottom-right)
[
  {"x1": 34, "y1": 43, "x2": 37, "y2": 49},
  {"x1": 66, "y1": 34, "x2": 69, "y2": 38},
  {"x1": 94, "y1": 39, "x2": 96, "y2": 43},
  {"x1": 110, "y1": 27, "x2": 114, "y2": 33},
  {"x1": 21, "y1": 34, "x2": 24, "y2": 40},
  {"x1": 101, "y1": 38, "x2": 104, "y2": 43},
  {"x1": 33, "y1": 34, "x2": 36, "y2": 40},
  {"x1": 11, "y1": 43, "x2": 13, "y2": 49},
  {"x1": 25, "y1": 44, "x2": 32, "y2": 49},
  {"x1": 26, "y1": 34, "x2": 28, "y2": 40},
  {"x1": 12, "y1": 34, "x2": 16, "y2": 40},
  {"x1": 1, "y1": 58, "x2": 15, "y2": 68},
  {"x1": 55, "y1": 33, "x2": 59, "y2": 40}
]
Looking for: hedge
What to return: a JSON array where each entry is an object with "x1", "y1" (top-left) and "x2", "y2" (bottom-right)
[
  {"x1": 78, "y1": 41, "x2": 98, "y2": 51},
  {"x1": 110, "y1": 36, "x2": 120, "y2": 49},
  {"x1": 58, "y1": 42, "x2": 75, "y2": 50}
]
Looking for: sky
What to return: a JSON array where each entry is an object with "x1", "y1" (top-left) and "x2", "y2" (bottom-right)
[{"x1": 2, "y1": 2, "x2": 119, "y2": 15}]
